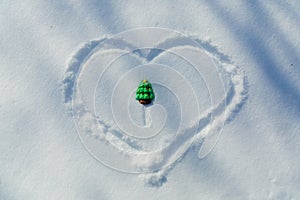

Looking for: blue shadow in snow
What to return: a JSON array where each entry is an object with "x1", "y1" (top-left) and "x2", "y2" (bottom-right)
[{"x1": 205, "y1": 0, "x2": 300, "y2": 115}]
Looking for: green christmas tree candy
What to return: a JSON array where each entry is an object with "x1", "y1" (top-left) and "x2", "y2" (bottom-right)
[{"x1": 136, "y1": 79, "x2": 155, "y2": 104}]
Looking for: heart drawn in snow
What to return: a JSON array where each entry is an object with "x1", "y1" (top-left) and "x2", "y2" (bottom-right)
[{"x1": 62, "y1": 28, "x2": 247, "y2": 183}]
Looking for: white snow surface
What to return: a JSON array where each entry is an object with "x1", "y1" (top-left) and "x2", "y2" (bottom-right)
[{"x1": 1, "y1": 1, "x2": 300, "y2": 200}]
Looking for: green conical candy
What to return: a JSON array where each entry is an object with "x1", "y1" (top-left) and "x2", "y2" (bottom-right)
[
  {"x1": 143, "y1": 93, "x2": 149, "y2": 99},
  {"x1": 136, "y1": 80, "x2": 155, "y2": 103},
  {"x1": 150, "y1": 93, "x2": 154, "y2": 100}
]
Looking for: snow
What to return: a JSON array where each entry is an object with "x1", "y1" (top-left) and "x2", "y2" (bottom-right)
[
  {"x1": 1, "y1": 1, "x2": 300, "y2": 199},
  {"x1": 62, "y1": 30, "x2": 246, "y2": 176}
]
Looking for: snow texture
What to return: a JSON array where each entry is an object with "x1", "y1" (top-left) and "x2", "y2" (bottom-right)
[{"x1": 62, "y1": 29, "x2": 247, "y2": 181}]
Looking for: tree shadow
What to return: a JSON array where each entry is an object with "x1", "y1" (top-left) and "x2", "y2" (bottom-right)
[
  {"x1": 69, "y1": 0, "x2": 126, "y2": 34},
  {"x1": 183, "y1": 147, "x2": 248, "y2": 199},
  {"x1": 205, "y1": 0, "x2": 300, "y2": 116}
]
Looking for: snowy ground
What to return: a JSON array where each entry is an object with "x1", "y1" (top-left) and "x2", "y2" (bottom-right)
[{"x1": 1, "y1": 1, "x2": 300, "y2": 199}]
